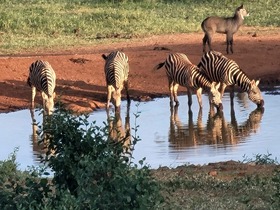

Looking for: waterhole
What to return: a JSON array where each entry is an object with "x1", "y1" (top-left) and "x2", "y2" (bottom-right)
[{"x1": 0, "y1": 88, "x2": 279, "y2": 170}]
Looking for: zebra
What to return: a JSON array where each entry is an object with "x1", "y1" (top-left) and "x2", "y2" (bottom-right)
[
  {"x1": 197, "y1": 51, "x2": 264, "y2": 108},
  {"x1": 102, "y1": 51, "x2": 130, "y2": 112},
  {"x1": 27, "y1": 60, "x2": 56, "y2": 115},
  {"x1": 153, "y1": 53, "x2": 223, "y2": 110}
]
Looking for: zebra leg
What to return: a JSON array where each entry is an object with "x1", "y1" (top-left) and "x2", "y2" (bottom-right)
[
  {"x1": 31, "y1": 86, "x2": 36, "y2": 109},
  {"x1": 114, "y1": 88, "x2": 122, "y2": 112},
  {"x1": 107, "y1": 85, "x2": 113, "y2": 109},
  {"x1": 187, "y1": 89, "x2": 193, "y2": 109},
  {"x1": 124, "y1": 80, "x2": 131, "y2": 106},
  {"x1": 196, "y1": 88, "x2": 203, "y2": 108},
  {"x1": 169, "y1": 80, "x2": 175, "y2": 106},
  {"x1": 173, "y1": 83, "x2": 180, "y2": 106},
  {"x1": 41, "y1": 92, "x2": 48, "y2": 115},
  {"x1": 229, "y1": 85, "x2": 235, "y2": 107},
  {"x1": 220, "y1": 83, "x2": 227, "y2": 98}
]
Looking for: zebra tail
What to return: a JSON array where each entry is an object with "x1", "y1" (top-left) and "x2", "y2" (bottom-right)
[
  {"x1": 102, "y1": 54, "x2": 107, "y2": 60},
  {"x1": 152, "y1": 62, "x2": 165, "y2": 71},
  {"x1": 27, "y1": 77, "x2": 32, "y2": 87}
]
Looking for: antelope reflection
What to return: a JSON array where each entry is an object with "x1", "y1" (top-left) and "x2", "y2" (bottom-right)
[
  {"x1": 107, "y1": 103, "x2": 131, "y2": 154},
  {"x1": 169, "y1": 104, "x2": 264, "y2": 148}
]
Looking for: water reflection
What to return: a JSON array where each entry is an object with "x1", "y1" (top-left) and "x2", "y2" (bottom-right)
[
  {"x1": 206, "y1": 105, "x2": 264, "y2": 145},
  {"x1": 169, "y1": 105, "x2": 202, "y2": 148},
  {"x1": 1, "y1": 91, "x2": 277, "y2": 170},
  {"x1": 168, "y1": 103, "x2": 264, "y2": 149},
  {"x1": 29, "y1": 108, "x2": 53, "y2": 162},
  {"x1": 107, "y1": 102, "x2": 132, "y2": 154}
]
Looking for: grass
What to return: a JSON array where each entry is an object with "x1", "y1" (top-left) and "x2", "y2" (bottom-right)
[
  {"x1": 152, "y1": 154, "x2": 280, "y2": 209},
  {"x1": 0, "y1": 0, "x2": 279, "y2": 54}
]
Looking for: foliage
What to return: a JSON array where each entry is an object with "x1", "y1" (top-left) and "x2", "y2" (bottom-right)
[
  {"x1": 156, "y1": 165, "x2": 280, "y2": 209},
  {"x1": 0, "y1": 150, "x2": 52, "y2": 210},
  {"x1": 0, "y1": 0, "x2": 279, "y2": 54},
  {"x1": 0, "y1": 107, "x2": 163, "y2": 209},
  {"x1": 40, "y1": 106, "x2": 162, "y2": 209},
  {"x1": 242, "y1": 152, "x2": 279, "y2": 165}
]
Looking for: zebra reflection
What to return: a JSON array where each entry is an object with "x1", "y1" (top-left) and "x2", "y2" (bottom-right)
[
  {"x1": 30, "y1": 108, "x2": 53, "y2": 162},
  {"x1": 168, "y1": 105, "x2": 264, "y2": 148},
  {"x1": 107, "y1": 103, "x2": 131, "y2": 155},
  {"x1": 169, "y1": 105, "x2": 203, "y2": 148},
  {"x1": 206, "y1": 105, "x2": 265, "y2": 145}
]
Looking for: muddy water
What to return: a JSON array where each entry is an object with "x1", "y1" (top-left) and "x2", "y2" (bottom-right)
[{"x1": 0, "y1": 89, "x2": 279, "y2": 170}]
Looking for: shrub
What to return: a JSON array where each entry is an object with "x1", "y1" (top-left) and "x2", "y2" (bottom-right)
[
  {"x1": 0, "y1": 106, "x2": 163, "y2": 209},
  {"x1": 38, "y1": 106, "x2": 163, "y2": 209}
]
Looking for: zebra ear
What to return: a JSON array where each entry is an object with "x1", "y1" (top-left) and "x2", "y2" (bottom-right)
[
  {"x1": 215, "y1": 82, "x2": 221, "y2": 89},
  {"x1": 211, "y1": 82, "x2": 220, "y2": 89},
  {"x1": 102, "y1": 54, "x2": 107, "y2": 60},
  {"x1": 251, "y1": 79, "x2": 260, "y2": 87}
]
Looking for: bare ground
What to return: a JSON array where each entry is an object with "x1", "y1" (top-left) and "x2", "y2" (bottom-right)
[{"x1": 0, "y1": 27, "x2": 279, "y2": 113}]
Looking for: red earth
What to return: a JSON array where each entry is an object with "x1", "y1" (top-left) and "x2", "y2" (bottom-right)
[{"x1": 0, "y1": 27, "x2": 279, "y2": 113}]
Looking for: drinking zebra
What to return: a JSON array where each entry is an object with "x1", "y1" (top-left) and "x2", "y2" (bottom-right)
[
  {"x1": 27, "y1": 60, "x2": 56, "y2": 115},
  {"x1": 197, "y1": 51, "x2": 264, "y2": 108},
  {"x1": 102, "y1": 51, "x2": 130, "y2": 112},
  {"x1": 153, "y1": 53, "x2": 223, "y2": 110}
]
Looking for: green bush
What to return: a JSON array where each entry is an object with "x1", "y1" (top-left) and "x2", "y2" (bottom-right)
[
  {"x1": 39, "y1": 106, "x2": 163, "y2": 209},
  {"x1": 0, "y1": 107, "x2": 163, "y2": 209}
]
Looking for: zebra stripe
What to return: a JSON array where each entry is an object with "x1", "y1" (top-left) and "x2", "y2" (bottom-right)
[
  {"x1": 198, "y1": 51, "x2": 264, "y2": 107},
  {"x1": 27, "y1": 60, "x2": 56, "y2": 115},
  {"x1": 102, "y1": 51, "x2": 130, "y2": 111},
  {"x1": 153, "y1": 53, "x2": 222, "y2": 110}
]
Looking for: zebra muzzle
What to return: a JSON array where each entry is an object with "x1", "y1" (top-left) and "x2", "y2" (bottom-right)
[
  {"x1": 216, "y1": 103, "x2": 223, "y2": 111},
  {"x1": 257, "y1": 100, "x2": 264, "y2": 108}
]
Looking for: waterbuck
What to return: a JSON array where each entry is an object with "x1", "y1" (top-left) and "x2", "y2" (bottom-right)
[{"x1": 201, "y1": 4, "x2": 249, "y2": 54}]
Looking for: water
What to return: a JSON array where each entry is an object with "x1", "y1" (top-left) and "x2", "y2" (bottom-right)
[{"x1": 0, "y1": 89, "x2": 279, "y2": 170}]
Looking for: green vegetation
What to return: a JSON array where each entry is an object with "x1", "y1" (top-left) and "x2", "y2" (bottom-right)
[
  {"x1": 0, "y1": 0, "x2": 279, "y2": 54},
  {"x1": 0, "y1": 107, "x2": 163, "y2": 209},
  {"x1": 156, "y1": 165, "x2": 280, "y2": 209},
  {"x1": 0, "y1": 107, "x2": 280, "y2": 209}
]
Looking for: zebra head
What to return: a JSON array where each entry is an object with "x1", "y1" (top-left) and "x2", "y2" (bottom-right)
[
  {"x1": 42, "y1": 92, "x2": 56, "y2": 115},
  {"x1": 209, "y1": 82, "x2": 223, "y2": 110},
  {"x1": 248, "y1": 80, "x2": 264, "y2": 108}
]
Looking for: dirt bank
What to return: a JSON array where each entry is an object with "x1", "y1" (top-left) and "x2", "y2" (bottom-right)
[{"x1": 0, "y1": 28, "x2": 279, "y2": 113}]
